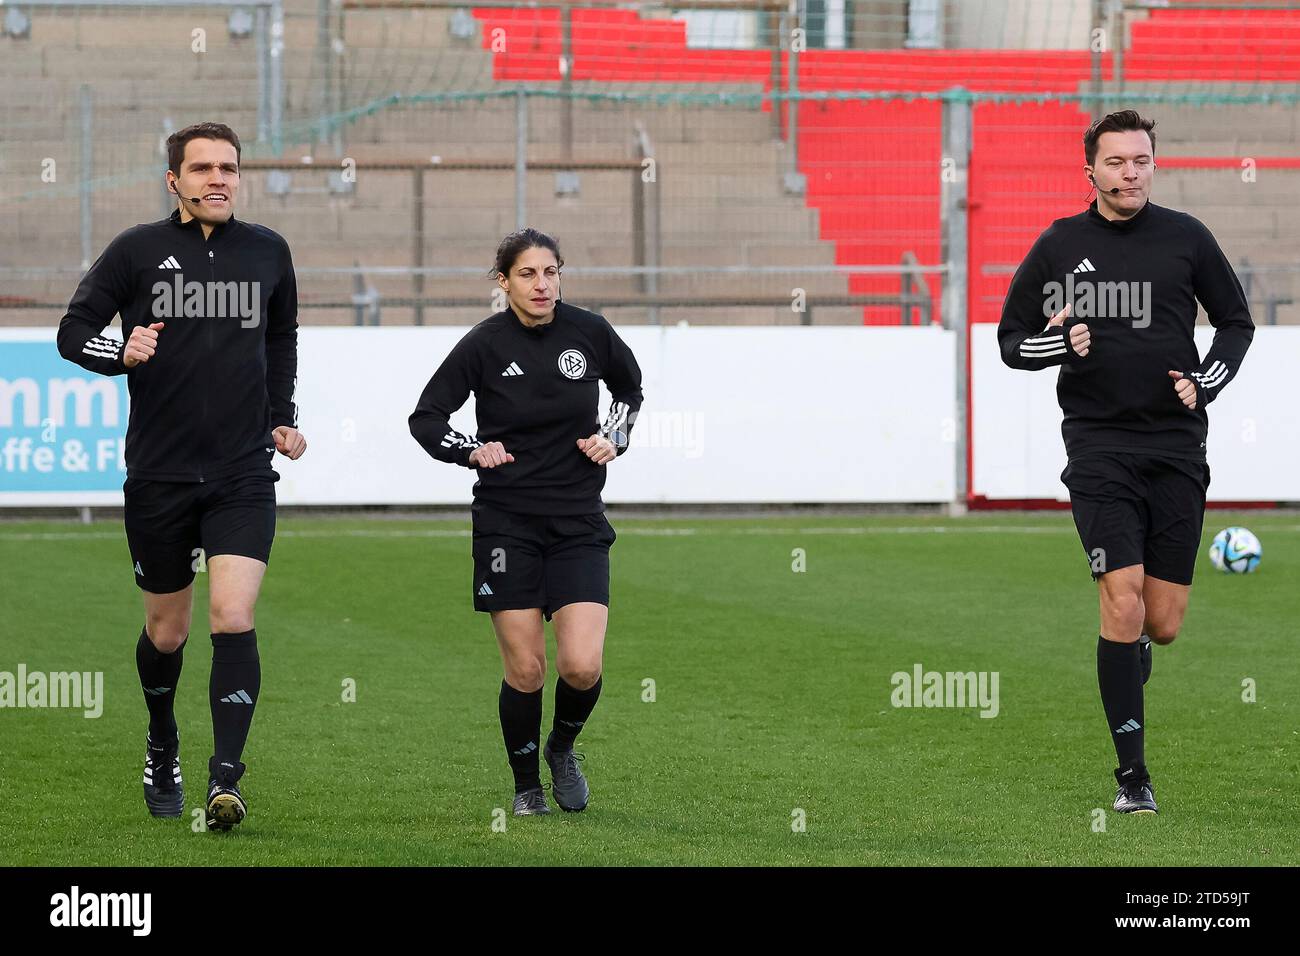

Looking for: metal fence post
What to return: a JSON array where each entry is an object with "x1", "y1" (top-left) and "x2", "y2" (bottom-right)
[
  {"x1": 413, "y1": 167, "x2": 425, "y2": 326},
  {"x1": 256, "y1": 4, "x2": 269, "y2": 142},
  {"x1": 941, "y1": 87, "x2": 972, "y2": 511},
  {"x1": 270, "y1": 0, "x2": 284, "y2": 153},
  {"x1": 79, "y1": 84, "x2": 93, "y2": 271},
  {"x1": 315, "y1": 0, "x2": 330, "y2": 151},
  {"x1": 516, "y1": 87, "x2": 528, "y2": 229},
  {"x1": 784, "y1": 0, "x2": 806, "y2": 195},
  {"x1": 634, "y1": 123, "x2": 660, "y2": 325}
]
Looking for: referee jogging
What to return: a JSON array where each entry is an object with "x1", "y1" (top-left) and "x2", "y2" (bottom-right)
[
  {"x1": 410, "y1": 228, "x2": 643, "y2": 816},
  {"x1": 998, "y1": 111, "x2": 1254, "y2": 814},
  {"x1": 57, "y1": 122, "x2": 306, "y2": 831}
]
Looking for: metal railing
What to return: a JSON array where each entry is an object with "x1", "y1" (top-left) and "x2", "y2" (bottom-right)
[
  {"x1": 289, "y1": 257, "x2": 943, "y2": 326},
  {"x1": 239, "y1": 153, "x2": 655, "y2": 325},
  {"x1": 980, "y1": 260, "x2": 1297, "y2": 325}
]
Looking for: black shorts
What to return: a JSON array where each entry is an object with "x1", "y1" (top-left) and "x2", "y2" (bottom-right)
[
  {"x1": 123, "y1": 471, "x2": 278, "y2": 594},
  {"x1": 1060, "y1": 453, "x2": 1210, "y2": 586},
  {"x1": 471, "y1": 503, "x2": 616, "y2": 621}
]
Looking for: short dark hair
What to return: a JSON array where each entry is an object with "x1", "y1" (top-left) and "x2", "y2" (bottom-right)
[
  {"x1": 489, "y1": 227, "x2": 564, "y2": 280},
  {"x1": 1083, "y1": 110, "x2": 1156, "y2": 167},
  {"x1": 166, "y1": 122, "x2": 241, "y2": 175}
]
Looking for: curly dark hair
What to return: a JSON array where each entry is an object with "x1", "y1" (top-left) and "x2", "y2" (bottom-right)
[{"x1": 488, "y1": 227, "x2": 564, "y2": 279}]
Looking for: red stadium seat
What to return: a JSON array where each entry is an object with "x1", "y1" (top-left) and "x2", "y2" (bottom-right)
[{"x1": 471, "y1": 4, "x2": 1300, "y2": 324}]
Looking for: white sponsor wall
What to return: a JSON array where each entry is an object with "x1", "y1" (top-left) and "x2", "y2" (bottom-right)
[
  {"x1": 9, "y1": 323, "x2": 1294, "y2": 506},
  {"x1": 0, "y1": 326, "x2": 957, "y2": 506},
  {"x1": 971, "y1": 324, "x2": 1300, "y2": 501}
]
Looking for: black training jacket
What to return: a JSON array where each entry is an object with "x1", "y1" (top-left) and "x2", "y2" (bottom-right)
[
  {"x1": 998, "y1": 199, "x2": 1253, "y2": 460},
  {"x1": 410, "y1": 300, "x2": 644, "y2": 515},
  {"x1": 57, "y1": 209, "x2": 299, "y2": 482}
]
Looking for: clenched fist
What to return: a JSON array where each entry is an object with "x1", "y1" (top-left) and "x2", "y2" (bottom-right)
[
  {"x1": 1047, "y1": 303, "x2": 1089, "y2": 358},
  {"x1": 1167, "y1": 370, "x2": 1199, "y2": 410},
  {"x1": 272, "y1": 425, "x2": 308, "y2": 460},
  {"x1": 123, "y1": 322, "x2": 165, "y2": 368},
  {"x1": 469, "y1": 442, "x2": 514, "y2": 469},
  {"x1": 577, "y1": 434, "x2": 616, "y2": 465}
]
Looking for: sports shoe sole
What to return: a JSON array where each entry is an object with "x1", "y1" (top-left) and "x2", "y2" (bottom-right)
[
  {"x1": 207, "y1": 792, "x2": 246, "y2": 830},
  {"x1": 555, "y1": 793, "x2": 588, "y2": 813}
]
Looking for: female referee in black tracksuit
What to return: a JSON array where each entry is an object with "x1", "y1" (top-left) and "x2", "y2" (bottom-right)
[{"x1": 409, "y1": 228, "x2": 643, "y2": 816}]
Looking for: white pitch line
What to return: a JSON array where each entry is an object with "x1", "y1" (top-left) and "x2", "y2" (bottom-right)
[
  {"x1": 0, "y1": 525, "x2": 1050, "y2": 541},
  {"x1": 2, "y1": 524, "x2": 1298, "y2": 543}
]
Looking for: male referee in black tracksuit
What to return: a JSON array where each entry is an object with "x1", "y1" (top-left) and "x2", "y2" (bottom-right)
[
  {"x1": 56, "y1": 122, "x2": 305, "y2": 831},
  {"x1": 998, "y1": 111, "x2": 1253, "y2": 814}
]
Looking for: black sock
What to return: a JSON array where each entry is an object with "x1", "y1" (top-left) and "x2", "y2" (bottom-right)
[
  {"x1": 549, "y1": 675, "x2": 602, "y2": 753},
  {"x1": 209, "y1": 630, "x2": 260, "y2": 779},
  {"x1": 136, "y1": 626, "x2": 185, "y2": 742},
  {"x1": 1097, "y1": 635, "x2": 1146, "y2": 782},
  {"x1": 499, "y1": 680, "x2": 543, "y2": 793}
]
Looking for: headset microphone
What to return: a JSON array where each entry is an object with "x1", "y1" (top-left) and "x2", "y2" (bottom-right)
[
  {"x1": 169, "y1": 182, "x2": 204, "y2": 204},
  {"x1": 1088, "y1": 173, "x2": 1123, "y2": 195}
]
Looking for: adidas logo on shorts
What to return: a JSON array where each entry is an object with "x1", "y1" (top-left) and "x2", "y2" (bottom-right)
[{"x1": 477, "y1": 582, "x2": 493, "y2": 596}]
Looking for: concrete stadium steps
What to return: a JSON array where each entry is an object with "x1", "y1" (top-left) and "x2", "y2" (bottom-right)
[
  {"x1": 1160, "y1": 140, "x2": 1300, "y2": 158},
  {"x1": 0, "y1": 96, "x2": 264, "y2": 148},
  {"x1": 9, "y1": 2, "x2": 1300, "y2": 331},
  {"x1": 335, "y1": 51, "x2": 496, "y2": 110},
  {"x1": 1157, "y1": 162, "x2": 1300, "y2": 216},
  {"x1": 240, "y1": 195, "x2": 821, "y2": 254},
  {"x1": 1112, "y1": 91, "x2": 1300, "y2": 145},
  {"x1": 336, "y1": 7, "x2": 462, "y2": 47},
  {"x1": 259, "y1": 151, "x2": 801, "y2": 207},
  {"x1": 22, "y1": 48, "x2": 261, "y2": 81},
  {"x1": 342, "y1": 100, "x2": 779, "y2": 150},
  {"x1": 456, "y1": 2, "x2": 1300, "y2": 327},
  {"x1": 1165, "y1": 202, "x2": 1300, "y2": 243},
  {"x1": 2, "y1": 6, "x2": 326, "y2": 49},
  {"x1": 0, "y1": 105, "x2": 263, "y2": 135},
  {"x1": 7, "y1": 139, "x2": 833, "y2": 260}
]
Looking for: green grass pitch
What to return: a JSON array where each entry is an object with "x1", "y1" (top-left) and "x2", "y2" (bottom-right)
[{"x1": 2, "y1": 512, "x2": 1296, "y2": 865}]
